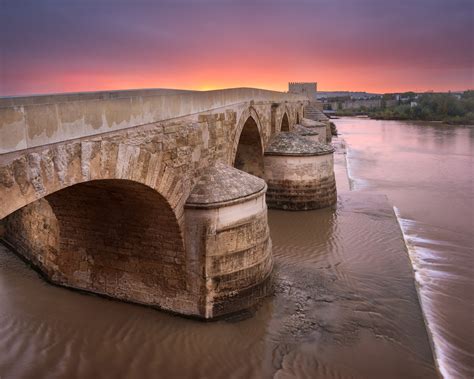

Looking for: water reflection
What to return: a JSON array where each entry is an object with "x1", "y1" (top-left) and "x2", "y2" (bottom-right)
[
  {"x1": 0, "y1": 190, "x2": 437, "y2": 378},
  {"x1": 336, "y1": 117, "x2": 473, "y2": 379}
]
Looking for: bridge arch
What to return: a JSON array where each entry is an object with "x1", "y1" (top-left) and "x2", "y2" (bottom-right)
[
  {"x1": 0, "y1": 142, "x2": 183, "y2": 222},
  {"x1": 281, "y1": 112, "x2": 290, "y2": 132},
  {"x1": 3, "y1": 178, "x2": 188, "y2": 309},
  {"x1": 231, "y1": 107, "x2": 265, "y2": 178}
]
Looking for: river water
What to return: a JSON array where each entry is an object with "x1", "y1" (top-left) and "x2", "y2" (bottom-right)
[
  {"x1": 335, "y1": 117, "x2": 474, "y2": 379},
  {"x1": 1, "y1": 118, "x2": 469, "y2": 378}
]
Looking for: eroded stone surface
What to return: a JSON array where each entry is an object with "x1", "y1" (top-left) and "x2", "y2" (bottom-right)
[
  {"x1": 301, "y1": 118, "x2": 327, "y2": 128},
  {"x1": 186, "y1": 162, "x2": 265, "y2": 206},
  {"x1": 185, "y1": 164, "x2": 272, "y2": 318},
  {"x1": 3, "y1": 180, "x2": 197, "y2": 314},
  {"x1": 266, "y1": 176, "x2": 337, "y2": 210},
  {"x1": 293, "y1": 124, "x2": 319, "y2": 136},
  {"x1": 264, "y1": 135, "x2": 337, "y2": 210},
  {"x1": 265, "y1": 132, "x2": 334, "y2": 156}
]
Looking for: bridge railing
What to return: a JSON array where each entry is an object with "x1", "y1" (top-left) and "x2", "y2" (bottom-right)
[{"x1": 0, "y1": 88, "x2": 307, "y2": 155}]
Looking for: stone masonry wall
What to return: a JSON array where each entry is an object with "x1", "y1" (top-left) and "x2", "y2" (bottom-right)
[
  {"x1": 48, "y1": 181, "x2": 187, "y2": 304},
  {"x1": 0, "y1": 101, "x2": 303, "y2": 221},
  {"x1": 3, "y1": 180, "x2": 197, "y2": 314},
  {"x1": 264, "y1": 154, "x2": 337, "y2": 210},
  {"x1": 0, "y1": 99, "x2": 303, "y2": 317},
  {"x1": 266, "y1": 175, "x2": 337, "y2": 210},
  {"x1": 4, "y1": 198, "x2": 59, "y2": 275},
  {"x1": 185, "y1": 192, "x2": 272, "y2": 318}
]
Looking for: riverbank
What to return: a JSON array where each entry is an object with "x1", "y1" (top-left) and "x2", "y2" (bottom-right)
[
  {"x1": 332, "y1": 91, "x2": 474, "y2": 126},
  {"x1": 333, "y1": 111, "x2": 474, "y2": 127}
]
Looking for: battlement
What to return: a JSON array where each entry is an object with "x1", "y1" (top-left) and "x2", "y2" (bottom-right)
[
  {"x1": 288, "y1": 82, "x2": 318, "y2": 100},
  {"x1": 288, "y1": 82, "x2": 317, "y2": 86}
]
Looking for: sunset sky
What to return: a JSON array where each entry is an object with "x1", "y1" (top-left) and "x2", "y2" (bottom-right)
[{"x1": 1, "y1": 0, "x2": 473, "y2": 96}]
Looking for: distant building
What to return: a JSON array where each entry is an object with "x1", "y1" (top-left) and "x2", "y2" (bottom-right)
[
  {"x1": 288, "y1": 82, "x2": 318, "y2": 101},
  {"x1": 385, "y1": 99, "x2": 399, "y2": 108},
  {"x1": 327, "y1": 99, "x2": 382, "y2": 111}
]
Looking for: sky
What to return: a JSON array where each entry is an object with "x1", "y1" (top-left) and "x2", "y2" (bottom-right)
[{"x1": 0, "y1": 0, "x2": 473, "y2": 96}]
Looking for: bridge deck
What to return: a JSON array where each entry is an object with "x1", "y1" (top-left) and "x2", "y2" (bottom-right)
[{"x1": 0, "y1": 88, "x2": 306, "y2": 154}]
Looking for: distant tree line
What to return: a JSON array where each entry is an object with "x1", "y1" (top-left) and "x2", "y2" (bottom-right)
[
  {"x1": 335, "y1": 91, "x2": 474, "y2": 125},
  {"x1": 371, "y1": 91, "x2": 474, "y2": 125}
]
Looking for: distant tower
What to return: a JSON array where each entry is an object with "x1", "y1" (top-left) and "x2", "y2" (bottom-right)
[{"x1": 288, "y1": 82, "x2": 318, "y2": 101}]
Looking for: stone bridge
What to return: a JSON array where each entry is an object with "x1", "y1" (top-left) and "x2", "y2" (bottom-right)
[{"x1": 0, "y1": 88, "x2": 336, "y2": 319}]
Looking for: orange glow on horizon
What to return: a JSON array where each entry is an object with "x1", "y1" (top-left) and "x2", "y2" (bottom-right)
[
  {"x1": 8, "y1": 68, "x2": 473, "y2": 95},
  {"x1": 2, "y1": 0, "x2": 472, "y2": 97},
  {"x1": 6, "y1": 63, "x2": 472, "y2": 97}
]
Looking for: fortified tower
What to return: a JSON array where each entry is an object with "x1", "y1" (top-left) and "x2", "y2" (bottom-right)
[
  {"x1": 288, "y1": 82, "x2": 318, "y2": 101},
  {"x1": 288, "y1": 81, "x2": 335, "y2": 142}
]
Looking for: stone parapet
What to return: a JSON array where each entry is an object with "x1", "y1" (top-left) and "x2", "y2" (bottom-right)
[{"x1": 0, "y1": 87, "x2": 307, "y2": 154}]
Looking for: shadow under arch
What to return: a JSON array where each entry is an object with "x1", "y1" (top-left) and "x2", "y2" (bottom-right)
[
  {"x1": 231, "y1": 108, "x2": 265, "y2": 178},
  {"x1": 281, "y1": 112, "x2": 290, "y2": 131},
  {"x1": 2, "y1": 179, "x2": 187, "y2": 309}
]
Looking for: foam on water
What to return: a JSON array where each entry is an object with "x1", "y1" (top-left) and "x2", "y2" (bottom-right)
[
  {"x1": 336, "y1": 117, "x2": 474, "y2": 379},
  {"x1": 395, "y1": 207, "x2": 473, "y2": 379},
  {"x1": 394, "y1": 207, "x2": 444, "y2": 376}
]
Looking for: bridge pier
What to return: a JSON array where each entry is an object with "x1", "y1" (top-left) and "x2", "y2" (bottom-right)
[
  {"x1": 293, "y1": 124, "x2": 320, "y2": 143},
  {"x1": 185, "y1": 162, "x2": 273, "y2": 318},
  {"x1": 263, "y1": 133, "x2": 337, "y2": 210},
  {"x1": 301, "y1": 118, "x2": 328, "y2": 143},
  {"x1": 303, "y1": 103, "x2": 333, "y2": 143}
]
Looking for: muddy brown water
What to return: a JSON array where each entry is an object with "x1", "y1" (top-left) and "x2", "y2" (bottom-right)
[
  {"x1": 1, "y1": 117, "x2": 464, "y2": 378},
  {"x1": 335, "y1": 117, "x2": 474, "y2": 379}
]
